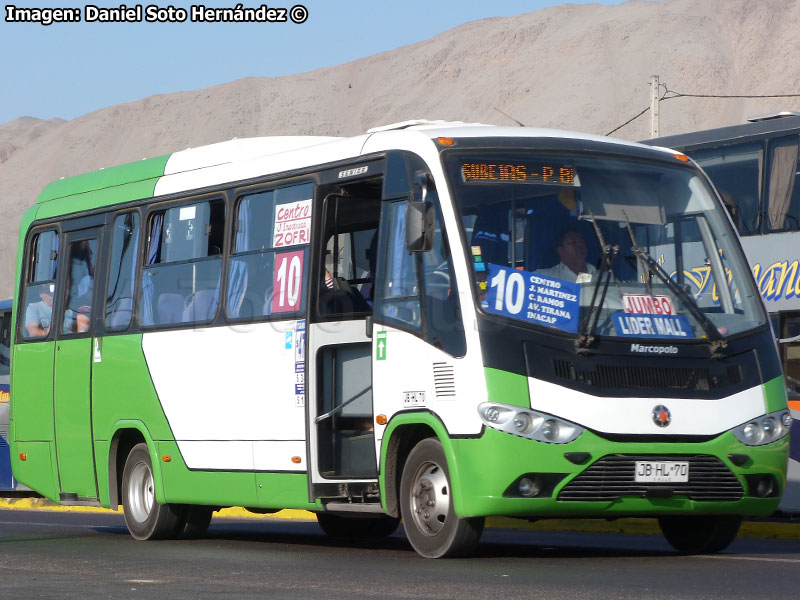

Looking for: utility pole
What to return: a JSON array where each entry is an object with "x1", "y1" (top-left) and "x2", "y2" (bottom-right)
[{"x1": 650, "y1": 75, "x2": 660, "y2": 138}]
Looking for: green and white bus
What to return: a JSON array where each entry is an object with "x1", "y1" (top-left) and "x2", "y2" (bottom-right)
[{"x1": 9, "y1": 121, "x2": 790, "y2": 557}]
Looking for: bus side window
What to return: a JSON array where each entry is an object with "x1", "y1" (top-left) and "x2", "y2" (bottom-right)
[
  {"x1": 21, "y1": 230, "x2": 59, "y2": 340},
  {"x1": 226, "y1": 183, "x2": 312, "y2": 321},
  {"x1": 766, "y1": 135, "x2": 800, "y2": 232},
  {"x1": 0, "y1": 308, "x2": 10, "y2": 375},
  {"x1": 376, "y1": 199, "x2": 422, "y2": 331},
  {"x1": 316, "y1": 188, "x2": 381, "y2": 319},
  {"x1": 105, "y1": 212, "x2": 140, "y2": 331},
  {"x1": 421, "y1": 194, "x2": 466, "y2": 357},
  {"x1": 61, "y1": 238, "x2": 98, "y2": 334},
  {"x1": 691, "y1": 142, "x2": 763, "y2": 236},
  {"x1": 138, "y1": 199, "x2": 225, "y2": 327}
]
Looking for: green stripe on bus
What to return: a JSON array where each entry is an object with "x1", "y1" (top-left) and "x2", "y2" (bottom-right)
[
  {"x1": 484, "y1": 367, "x2": 530, "y2": 408},
  {"x1": 763, "y1": 375, "x2": 789, "y2": 413},
  {"x1": 37, "y1": 153, "x2": 171, "y2": 204}
]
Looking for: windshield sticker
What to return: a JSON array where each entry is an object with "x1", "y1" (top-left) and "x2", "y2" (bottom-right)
[
  {"x1": 612, "y1": 313, "x2": 694, "y2": 339},
  {"x1": 622, "y1": 294, "x2": 676, "y2": 315},
  {"x1": 273, "y1": 199, "x2": 312, "y2": 247},
  {"x1": 485, "y1": 264, "x2": 580, "y2": 333}
]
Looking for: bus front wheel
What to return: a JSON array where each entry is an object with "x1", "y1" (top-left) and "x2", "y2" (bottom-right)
[
  {"x1": 399, "y1": 438, "x2": 484, "y2": 558},
  {"x1": 121, "y1": 443, "x2": 185, "y2": 540},
  {"x1": 658, "y1": 515, "x2": 742, "y2": 554}
]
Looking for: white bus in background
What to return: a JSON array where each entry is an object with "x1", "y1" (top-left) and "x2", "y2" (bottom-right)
[{"x1": 648, "y1": 113, "x2": 800, "y2": 515}]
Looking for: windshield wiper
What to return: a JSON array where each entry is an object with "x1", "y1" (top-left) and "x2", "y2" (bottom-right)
[
  {"x1": 623, "y1": 218, "x2": 727, "y2": 353},
  {"x1": 577, "y1": 242, "x2": 618, "y2": 352},
  {"x1": 576, "y1": 212, "x2": 620, "y2": 352}
]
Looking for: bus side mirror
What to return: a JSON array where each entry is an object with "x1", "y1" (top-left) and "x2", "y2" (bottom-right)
[
  {"x1": 406, "y1": 172, "x2": 434, "y2": 252},
  {"x1": 406, "y1": 201, "x2": 434, "y2": 252}
]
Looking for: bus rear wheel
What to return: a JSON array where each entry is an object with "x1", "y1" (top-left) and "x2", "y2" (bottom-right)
[
  {"x1": 399, "y1": 438, "x2": 484, "y2": 558},
  {"x1": 658, "y1": 515, "x2": 742, "y2": 554},
  {"x1": 316, "y1": 513, "x2": 400, "y2": 539},
  {"x1": 121, "y1": 443, "x2": 185, "y2": 540},
  {"x1": 178, "y1": 506, "x2": 214, "y2": 539}
]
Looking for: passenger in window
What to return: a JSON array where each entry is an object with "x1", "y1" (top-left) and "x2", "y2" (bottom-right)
[
  {"x1": 537, "y1": 229, "x2": 596, "y2": 284},
  {"x1": 63, "y1": 240, "x2": 95, "y2": 333},
  {"x1": 25, "y1": 284, "x2": 54, "y2": 337}
]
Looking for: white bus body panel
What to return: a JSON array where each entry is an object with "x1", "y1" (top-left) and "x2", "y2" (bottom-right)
[
  {"x1": 142, "y1": 320, "x2": 307, "y2": 471},
  {"x1": 372, "y1": 325, "x2": 487, "y2": 447},
  {"x1": 529, "y1": 377, "x2": 766, "y2": 436}
]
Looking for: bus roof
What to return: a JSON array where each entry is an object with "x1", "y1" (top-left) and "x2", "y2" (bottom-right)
[
  {"x1": 643, "y1": 115, "x2": 800, "y2": 151},
  {"x1": 35, "y1": 121, "x2": 678, "y2": 210}
]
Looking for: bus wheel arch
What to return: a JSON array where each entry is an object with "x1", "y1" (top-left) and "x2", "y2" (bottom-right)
[
  {"x1": 382, "y1": 422, "x2": 439, "y2": 518},
  {"x1": 109, "y1": 428, "x2": 149, "y2": 509}
]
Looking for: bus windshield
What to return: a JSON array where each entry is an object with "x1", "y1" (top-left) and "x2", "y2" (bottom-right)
[{"x1": 447, "y1": 151, "x2": 766, "y2": 342}]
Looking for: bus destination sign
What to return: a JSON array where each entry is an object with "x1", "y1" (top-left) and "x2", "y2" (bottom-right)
[{"x1": 460, "y1": 160, "x2": 576, "y2": 185}]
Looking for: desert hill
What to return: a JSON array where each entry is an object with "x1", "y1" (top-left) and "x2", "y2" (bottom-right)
[{"x1": 2, "y1": 0, "x2": 799, "y2": 296}]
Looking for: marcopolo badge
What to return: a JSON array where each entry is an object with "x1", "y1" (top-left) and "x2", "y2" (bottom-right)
[{"x1": 652, "y1": 405, "x2": 671, "y2": 428}]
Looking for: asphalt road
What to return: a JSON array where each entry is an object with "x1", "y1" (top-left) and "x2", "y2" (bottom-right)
[{"x1": 0, "y1": 509, "x2": 799, "y2": 599}]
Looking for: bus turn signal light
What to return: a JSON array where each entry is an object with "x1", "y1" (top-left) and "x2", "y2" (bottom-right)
[
  {"x1": 436, "y1": 137, "x2": 455, "y2": 146},
  {"x1": 18, "y1": 453, "x2": 27, "y2": 461},
  {"x1": 674, "y1": 153, "x2": 690, "y2": 162},
  {"x1": 161, "y1": 456, "x2": 171, "y2": 463},
  {"x1": 376, "y1": 414, "x2": 388, "y2": 425},
  {"x1": 291, "y1": 456, "x2": 302, "y2": 464}
]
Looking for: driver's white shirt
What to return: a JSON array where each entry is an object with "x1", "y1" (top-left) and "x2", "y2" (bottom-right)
[{"x1": 536, "y1": 261, "x2": 597, "y2": 283}]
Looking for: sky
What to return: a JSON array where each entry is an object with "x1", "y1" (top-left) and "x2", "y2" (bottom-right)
[{"x1": 0, "y1": 0, "x2": 627, "y2": 125}]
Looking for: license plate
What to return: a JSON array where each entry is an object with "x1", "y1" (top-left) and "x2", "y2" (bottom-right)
[{"x1": 634, "y1": 461, "x2": 689, "y2": 483}]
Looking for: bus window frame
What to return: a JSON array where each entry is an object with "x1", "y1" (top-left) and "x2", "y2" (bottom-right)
[
  {"x1": 101, "y1": 209, "x2": 143, "y2": 335},
  {"x1": 764, "y1": 134, "x2": 800, "y2": 234},
  {"x1": 225, "y1": 179, "x2": 316, "y2": 325},
  {"x1": 136, "y1": 192, "x2": 229, "y2": 331},
  {"x1": 309, "y1": 159, "x2": 386, "y2": 326},
  {"x1": 16, "y1": 225, "x2": 62, "y2": 344},
  {"x1": 55, "y1": 228, "x2": 104, "y2": 340}
]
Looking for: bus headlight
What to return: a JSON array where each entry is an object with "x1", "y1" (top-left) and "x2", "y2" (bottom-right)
[
  {"x1": 478, "y1": 402, "x2": 583, "y2": 444},
  {"x1": 479, "y1": 404, "x2": 515, "y2": 425},
  {"x1": 513, "y1": 412, "x2": 533, "y2": 434},
  {"x1": 732, "y1": 410, "x2": 792, "y2": 446},
  {"x1": 542, "y1": 419, "x2": 560, "y2": 441}
]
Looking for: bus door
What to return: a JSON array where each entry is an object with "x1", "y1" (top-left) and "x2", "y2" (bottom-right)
[
  {"x1": 308, "y1": 173, "x2": 383, "y2": 500},
  {"x1": 53, "y1": 226, "x2": 103, "y2": 501}
]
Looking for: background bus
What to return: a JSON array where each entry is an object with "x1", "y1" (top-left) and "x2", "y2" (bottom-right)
[
  {"x1": 1, "y1": 298, "x2": 17, "y2": 491},
  {"x1": 9, "y1": 123, "x2": 789, "y2": 557},
  {"x1": 648, "y1": 114, "x2": 800, "y2": 514}
]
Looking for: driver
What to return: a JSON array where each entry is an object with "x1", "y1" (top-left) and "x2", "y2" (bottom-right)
[{"x1": 537, "y1": 229, "x2": 596, "y2": 283}]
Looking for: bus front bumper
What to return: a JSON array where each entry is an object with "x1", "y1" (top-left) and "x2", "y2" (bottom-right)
[{"x1": 450, "y1": 427, "x2": 788, "y2": 518}]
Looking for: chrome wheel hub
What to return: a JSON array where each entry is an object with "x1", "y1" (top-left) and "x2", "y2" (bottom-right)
[
  {"x1": 410, "y1": 461, "x2": 449, "y2": 536},
  {"x1": 127, "y1": 461, "x2": 154, "y2": 523}
]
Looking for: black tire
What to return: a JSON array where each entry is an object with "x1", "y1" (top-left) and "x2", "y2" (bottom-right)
[
  {"x1": 121, "y1": 443, "x2": 185, "y2": 540},
  {"x1": 658, "y1": 515, "x2": 742, "y2": 554},
  {"x1": 399, "y1": 438, "x2": 484, "y2": 558},
  {"x1": 178, "y1": 506, "x2": 214, "y2": 539},
  {"x1": 317, "y1": 513, "x2": 400, "y2": 539}
]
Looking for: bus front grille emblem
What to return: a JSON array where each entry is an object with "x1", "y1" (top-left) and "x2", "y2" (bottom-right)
[{"x1": 652, "y1": 405, "x2": 671, "y2": 428}]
